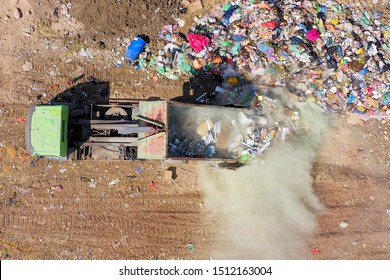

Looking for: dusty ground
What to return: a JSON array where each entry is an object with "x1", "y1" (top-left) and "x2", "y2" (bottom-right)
[{"x1": 0, "y1": 0, "x2": 389, "y2": 260}]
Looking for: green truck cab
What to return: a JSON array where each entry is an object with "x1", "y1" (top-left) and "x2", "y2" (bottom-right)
[{"x1": 26, "y1": 105, "x2": 69, "y2": 159}]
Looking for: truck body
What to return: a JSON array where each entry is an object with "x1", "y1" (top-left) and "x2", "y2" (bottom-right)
[{"x1": 26, "y1": 100, "x2": 248, "y2": 162}]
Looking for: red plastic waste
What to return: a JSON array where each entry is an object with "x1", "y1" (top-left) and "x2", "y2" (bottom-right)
[
  {"x1": 307, "y1": 29, "x2": 320, "y2": 41},
  {"x1": 149, "y1": 181, "x2": 158, "y2": 191},
  {"x1": 312, "y1": 247, "x2": 321, "y2": 254},
  {"x1": 261, "y1": 21, "x2": 276, "y2": 29},
  {"x1": 187, "y1": 33, "x2": 210, "y2": 53}
]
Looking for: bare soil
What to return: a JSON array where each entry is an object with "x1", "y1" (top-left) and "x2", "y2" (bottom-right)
[{"x1": 0, "y1": 0, "x2": 389, "y2": 260}]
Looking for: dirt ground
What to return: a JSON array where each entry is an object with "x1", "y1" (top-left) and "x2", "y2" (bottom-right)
[{"x1": 0, "y1": 0, "x2": 389, "y2": 260}]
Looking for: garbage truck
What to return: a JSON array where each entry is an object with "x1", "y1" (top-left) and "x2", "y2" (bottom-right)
[{"x1": 25, "y1": 99, "x2": 260, "y2": 162}]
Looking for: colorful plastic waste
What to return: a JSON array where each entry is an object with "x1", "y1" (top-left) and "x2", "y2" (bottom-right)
[
  {"x1": 124, "y1": 0, "x2": 390, "y2": 115},
  {"x1": 126, "y1": 36, "x2": 147, "y2": 60},
  {"x1": 307, "y1": 29, "x2": 320, "y2": 41},
  {"x1": 187, "y1": 33, "x2": 210, "y2": 53}
]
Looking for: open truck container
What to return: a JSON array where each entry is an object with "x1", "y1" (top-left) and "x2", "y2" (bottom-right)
[{"x1": 26, "y1": 100, "x2": 247, "y2": 162}]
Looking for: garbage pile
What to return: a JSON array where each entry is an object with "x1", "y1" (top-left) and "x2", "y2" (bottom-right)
[
  {"x1": 167, "y1": 92, "x2": 298, "y2": 162},
  {"x1": 126, "y1": 0, "x2": 390, "y2": 115}
]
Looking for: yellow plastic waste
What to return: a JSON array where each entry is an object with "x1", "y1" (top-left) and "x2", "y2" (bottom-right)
[
  {"x1": 228, "y1": 77, "x2": 238, "y2": 86},
  {"x1": 331, "y1": 18, "x2": 339, "y2": 25},
  {"x1": 356, "y1": 48, "x2": 363, "y2": 55}
]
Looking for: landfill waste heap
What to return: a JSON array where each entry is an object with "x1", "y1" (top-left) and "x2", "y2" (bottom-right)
[
  {"x1": 126, "y1": 0, "x2": 389, "y2": 115},
  {"x1": 121, "y1": 0, "x2": 390, "y2": 163}
]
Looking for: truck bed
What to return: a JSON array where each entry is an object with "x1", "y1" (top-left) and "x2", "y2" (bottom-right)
[{"x1": 167, "y1": 101, "x2": 253, "y2": 161}]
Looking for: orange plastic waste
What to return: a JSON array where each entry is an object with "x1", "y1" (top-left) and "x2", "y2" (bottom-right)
[
  {"x1": 193, "y1": 58, "x2": 203, "y2": 70},
  {"x1": 213, "y1": 56, "x2": 223, "y2": 64},
  {"x1": 257, "y1": 2, "x2": 272, "y2": 10},
  {"x1": 325, "y1": 24, "x2": 336, "y2": 32}
]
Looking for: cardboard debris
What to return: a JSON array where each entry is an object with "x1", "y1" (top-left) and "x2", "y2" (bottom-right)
[
  {"x1": 196, "y1": 119, "x2": 214, "y2": 137},
  {"x1": 238, "y1": 111, "x2": 252, "y2": 126},
  {"x1": 182, "y1": 0, "x2": 203, "y2": 14},
  {"x1": 164, "y1": 170, "x2": 173, "y2": 180}
]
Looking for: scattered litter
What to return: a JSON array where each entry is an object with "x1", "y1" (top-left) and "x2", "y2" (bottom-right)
[
  {"x1": 339, "y1": 221, "x2": 349, "y2": 228},
  {"x1": 51, "y1": 185, "x2": 64, "y2": 192},
  {"x1": 80, "y1": 48, "x2": 93, "y2": 59},
  {"x1": 15, "y1": 186, "x2": 30, "y2": 195},
  {"x1": 127, "y1": 1, "x2": 390, "y2": 116},
  {"x1": 135, "y1": 167, "x2": 143, "y2": 173},
  {"x1": 59, "y1": 168, "x2": 67, "y2": 174},
  {"x1": 312, "y1": 247, "x2": 321, "y2": 255},
  {"x1": 126, "y1": 36, "x2": 147, "y2": 61},
  {"x1": 186, "y1": 242, "x2": 196, "y2": 253},
  {"x1": 16, "y1": 116, "x2": 26, "y2": 123},
  {"x1": 386, "y1": 209, "x2": 390, "y2": 216},
  {"x1": 88, "y1": 178, "x2": 96, "y2": 189},
  {"x1": 129, "y1": 192, "x2": 142, "y2": 198},
  {"x1": 149, "y1": 181, "x2": 158, "y2": 191},
  {"x1": 7, "y1": 192, "x2": 17, "y2": 206},
  {"x1": 164, "y1": 169, "x2": 173, "y2": 180},
  {"x1": 108, "y1": 179, "x2": 119, "y2": 187}
]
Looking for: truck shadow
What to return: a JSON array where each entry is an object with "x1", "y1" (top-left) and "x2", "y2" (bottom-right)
[
  {"x1": 51, "y1": 76, "x2": 110, "y2": 106},
  {"x1": 173, "y1": 72, "x2": 223, "y2": 103}
]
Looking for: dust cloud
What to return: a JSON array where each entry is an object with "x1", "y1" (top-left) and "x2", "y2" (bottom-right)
[{"x1": 201, "y1": 101, "x2": 328, "y2": 259}]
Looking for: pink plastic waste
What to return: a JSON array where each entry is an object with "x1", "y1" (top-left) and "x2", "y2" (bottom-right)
[
  {"x1": 187, "y1": 33, "x2": 210, "y2": 53},
  {"x1": 307, "y1": 29, "x2": 320, "y2": 41}
]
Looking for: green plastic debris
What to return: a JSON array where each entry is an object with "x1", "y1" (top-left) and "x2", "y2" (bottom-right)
[
  {"x1": 268, "y1": 62, "x2": 276, "y2": 75},
  {"x1": 317, "y1": 19, "x2": 326, "y2": 34},
  {"x1": 186, "y1": 243, "x2": 196, "y2": 253},
  {"x1": 189, "y1": 68, "x2": 197, "y2": 76},
  {"x1": 326, "y1": 37, "x2": 333, "y2": 47},
  {"x1": 313, "y1": 1, "x2": 320, "y2": 12},
  {"x1": 196, "y1": 49, "x2": 207, "y2": 58},
  {"x1": 289, "y1": 45, "x2": 303, "y2": 55},
  {"x1": 139, "y1": 58, "x2": 147, "y2": 68},
  {"x1": 165, "y1": 71, "x2": 179, "y2": 80},
  {"x1": 230, "y1": 89, "x2": 238, "y2": 99},
  {"x1": 238, "y1": 91, "x2": 254, "y2": 105},
  {"x1": 205, "y1": 63, "x2": 214, "y2": 70},
  {"x1": 149, "y1": 57, "x2": 157, "y2": 67},
  {"x1": 179, "y1": 61, "x2": 192, "y2": 72},
  {"x1": 239, "y1": 153, "x2": 251, "y2": 164},
  {"x1": 231, "y1": 43, "x2": 241, "y2": 55},
  {"x1": 360, "y1": 14, "x2": 371, "y2": 27},
  {"x1": 331, "y1": 4, "x2": 342, "y2": 13},
  {"x1": 222, "y1": 3, "x2": 232, "y2": 11},
  {"x1": 221, "y1": 41, "x2": 232, "y2": 47},
  {"x1": 155, "y1": 66, "x2": 166, "y2": 74},
  {"x1": 219, "y1": 50, "x2": 227, "y2": 56},
  {"x1": 383, "y1": 44, "x2": 390, "y2": 55}
]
